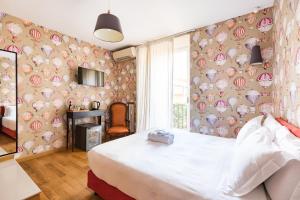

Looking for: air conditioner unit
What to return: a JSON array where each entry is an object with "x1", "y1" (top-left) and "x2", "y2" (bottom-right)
[{"x1": 112, "y1": 47, "x2": 136, "y2": 62}]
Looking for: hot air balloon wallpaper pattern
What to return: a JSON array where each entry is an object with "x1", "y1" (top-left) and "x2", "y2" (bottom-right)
[
  {"x1": 0, "y1": 12, "x2": 136, "y2": 157},
  {"x1": 272, "y1": 0, "x2": 300, "y2": 126},
  {"x1": 190, "y1": 8, "x2": 273, "y2": 137}
]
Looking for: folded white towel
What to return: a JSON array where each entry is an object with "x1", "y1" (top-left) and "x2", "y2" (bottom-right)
[{"x1": 148, "y1": 130, "x2": 174, "y2": 145}]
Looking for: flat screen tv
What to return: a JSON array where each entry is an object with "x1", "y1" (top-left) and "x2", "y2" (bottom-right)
[{"x1": 78, "y1": 67, "x2": 104, "y2": 87}]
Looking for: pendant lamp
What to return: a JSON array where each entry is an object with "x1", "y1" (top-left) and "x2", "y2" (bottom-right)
[
  {"x1": 94, "y1": 5, "x2": 124, "y2": 43},
  {"x1": 250, "y1": 45, "x2": 263, "y2": 65}
]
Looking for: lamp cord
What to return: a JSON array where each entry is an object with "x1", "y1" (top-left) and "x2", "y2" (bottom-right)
[{"x1": 107, "y1": 0, "x2": 111, "y2": 13}]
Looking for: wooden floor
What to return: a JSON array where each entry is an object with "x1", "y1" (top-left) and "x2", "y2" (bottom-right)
[
  {"x1": 20, "y1": 150, "x2": 102, "y2": 200},
  {"x1": 0, "y1": 133, "x2": 16, "y2": 153}
]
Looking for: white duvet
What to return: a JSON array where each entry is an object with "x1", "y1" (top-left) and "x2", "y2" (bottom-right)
[
  {"x1": 88, "y1": 130, "x2": 267, "y2": 200},
  {"x1": 2, "y1": 116, "x2": 16, "y2": 131}
]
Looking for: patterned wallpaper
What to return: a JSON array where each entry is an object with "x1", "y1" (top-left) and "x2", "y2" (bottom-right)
[
  {"x1": 114, "y1": 59, "x2": 136, "y2": 103},
  {"x1": 272, "y1": 0, "x2": 300, "y2": 126},
  {"x1": 0, "y1": 13, "x2": 136, "y2": 157},
  {"x1": 0, "y1": 57, "x2": 16, "y2": 105},
  {"x1": 190, "y1": 8, "x2": 274, "y2": 137}
]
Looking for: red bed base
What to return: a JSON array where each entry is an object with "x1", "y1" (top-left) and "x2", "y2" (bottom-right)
[
  {"x1": 1, "y1": 126, "x2": 16, "y2": 139},
  {"x1": 87, "y1": 170, "x2": 135, "y2": 200}
]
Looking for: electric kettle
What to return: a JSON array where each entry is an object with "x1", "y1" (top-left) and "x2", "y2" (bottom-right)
[{"x1": 91, "y1": 101, "x2": 100, "y2": 110}]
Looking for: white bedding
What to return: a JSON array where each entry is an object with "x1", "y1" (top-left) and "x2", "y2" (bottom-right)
[
  {"x1": 2, "y1": 116, "x2": 16, "y2": 131},
  {"x1": 88, "y1": 130, "x2": 267, "y2": 200}
]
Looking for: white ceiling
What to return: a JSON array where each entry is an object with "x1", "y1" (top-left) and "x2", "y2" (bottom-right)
[{"x1": 1, "y1": 0, "x2": 274, "y2": 50}]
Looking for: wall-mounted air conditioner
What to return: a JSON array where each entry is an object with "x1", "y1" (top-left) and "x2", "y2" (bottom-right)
[{"x1": 112, "y1": 47, "x2": 136, "y2": 62}]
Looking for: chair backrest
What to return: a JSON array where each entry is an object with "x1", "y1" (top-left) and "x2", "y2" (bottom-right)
[{"x1": 110, "y1": 102, "x2": 127, "y2": 127}]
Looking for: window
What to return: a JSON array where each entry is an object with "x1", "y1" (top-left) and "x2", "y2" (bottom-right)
[
  {"x1": 172, "y1": 35, "x2": 190, "y2": 129},
  {"x1": 136, "y1": 34, "x2": 190, "y2": 131}
]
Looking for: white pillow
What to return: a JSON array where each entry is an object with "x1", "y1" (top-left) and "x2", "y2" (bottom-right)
[
  {"x1": 223, "y1": 127, "x2": 287, "y2": 196},
  {"x1": 236, "y1": 115, "x2": 263, "y2": 145},
  {"x1": 264, "y1": 114, "x2": 282, "y2": 134},
  {"x1": 264, "y1": 126, "x2": 300, "y2": 200},
  {"x1": 4, "y1": 105, "x2": 16, "y2": 117},
  {"x1": 275, "y1": 126, "x2": 300, "y2": 159},
  {"x1": 265, "y1": 159, "x2": 300, "y2": 200}
]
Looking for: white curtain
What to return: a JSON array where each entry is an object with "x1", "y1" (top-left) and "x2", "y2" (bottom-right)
[
  {"x1": 136, "y1": 46, "x2": 150, "y2": 132},
  {"x1": 136, "y1": 39, "x2": 173, "y2": 131},
  {"x1": 149, "y1": 40, "x2": 173, "y2": 129}
]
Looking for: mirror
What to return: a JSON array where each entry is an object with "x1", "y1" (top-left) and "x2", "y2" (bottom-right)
[{"x1": 0, "y1": 49, "x2": 17, "y2": 157}]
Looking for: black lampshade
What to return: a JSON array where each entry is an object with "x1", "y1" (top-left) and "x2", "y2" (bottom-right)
[
  {"x1": 250, "y1": 45, "x2": 263, "y2": 65},
  {"x1": 94, "y1": 12, "x2": 124, "y2": 42}
]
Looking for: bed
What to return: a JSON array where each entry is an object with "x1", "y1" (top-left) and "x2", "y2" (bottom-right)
[
  {"x1": 0, "y1": 106, "x2": 16, "y2": 139},
  {"x1": 88, "y1": 129, "x2": 268, "y2": 200}
]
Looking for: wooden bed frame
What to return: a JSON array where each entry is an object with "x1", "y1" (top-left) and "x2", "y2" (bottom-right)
[
  {"x1": 0, "y1": 106, "x2": 16, "y2": 139},
  {"x1": 87, "y1": 118, "x2": 300, "y2": 200}
]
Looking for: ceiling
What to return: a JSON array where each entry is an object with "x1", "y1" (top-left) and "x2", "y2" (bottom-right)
[{"x1": 1, "y1": 0, "x2": 274, "y2": 51}]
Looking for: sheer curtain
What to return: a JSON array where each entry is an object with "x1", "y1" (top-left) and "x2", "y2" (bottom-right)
[
  {"x1": 136, "y1": 39, "x2": 173, "y2": 131},
  {"x1": 136, "y1": 46, "x2": 150, "y2": 132},
  {"x1": 149, "y1": 40, "x2": 173, "y2": 129}
]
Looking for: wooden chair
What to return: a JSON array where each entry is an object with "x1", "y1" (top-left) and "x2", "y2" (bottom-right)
[{"x1": 105, "y1": 102, "x2": 130, "y2": 141}]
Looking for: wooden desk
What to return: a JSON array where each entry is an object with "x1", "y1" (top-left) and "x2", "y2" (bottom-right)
[{"x1": 66, "y1": 110, "x2": 105, "y2": 151}]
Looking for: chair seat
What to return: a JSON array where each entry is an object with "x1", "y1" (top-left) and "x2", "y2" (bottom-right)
[{"x1": 107, "y1": 126, "x2": 129, "y2": 136}]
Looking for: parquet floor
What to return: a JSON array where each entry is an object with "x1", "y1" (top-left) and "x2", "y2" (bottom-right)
[
  {"x1": 0, "y1": 133, "x2": 16, "y2": 153},
  {"x1": 19, "y1": 150, "x2": 102, "y2": 200}
]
